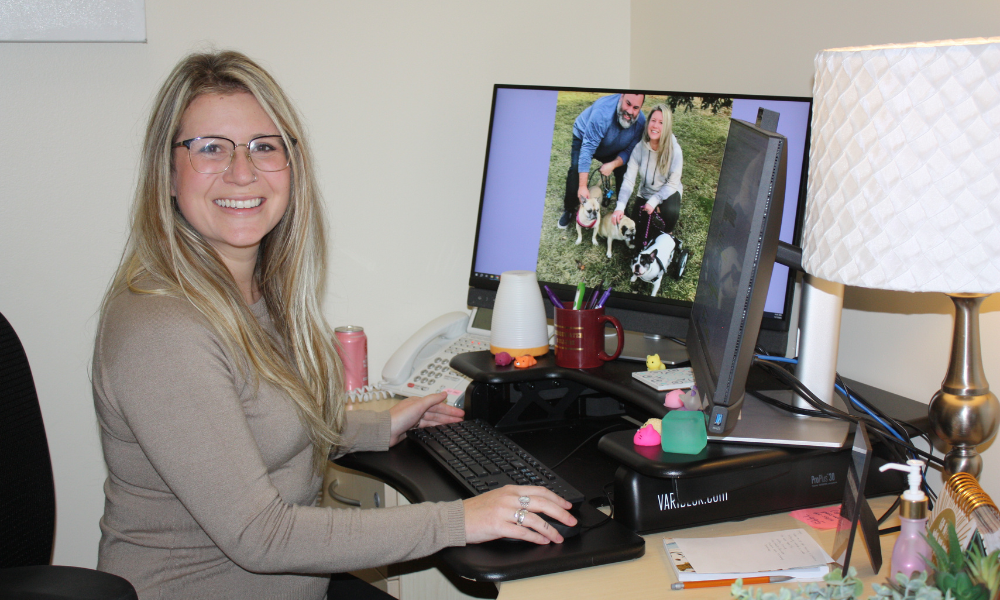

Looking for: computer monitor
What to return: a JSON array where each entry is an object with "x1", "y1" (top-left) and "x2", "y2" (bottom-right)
[
  {"x1": 688, "y1": 115, "x2": 786, "y2": 437},
  {"x1": 689, "y1": 113, "x2": 849, "y2": 448},
  {"x1": 467, "y1": 85, "x2": 812, "y2": 357}
]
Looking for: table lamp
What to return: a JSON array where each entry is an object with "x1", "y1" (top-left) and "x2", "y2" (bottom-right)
[{"x1": 802, "y1": 38, "x2": 1000, "y2": 478}]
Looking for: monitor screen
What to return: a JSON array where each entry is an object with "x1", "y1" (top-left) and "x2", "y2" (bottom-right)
[{"x1": 468, "y1": 85, "x2": 812, "y2": 352}]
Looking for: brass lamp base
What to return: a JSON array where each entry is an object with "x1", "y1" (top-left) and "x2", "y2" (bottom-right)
[{"x1": 928, "y1": 293, "x2": 1000, "y2": 479}]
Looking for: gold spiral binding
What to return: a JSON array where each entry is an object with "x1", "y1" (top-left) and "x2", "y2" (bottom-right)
[{"x1": 946, "y1": 472, "x2": 999, "y2": 519}]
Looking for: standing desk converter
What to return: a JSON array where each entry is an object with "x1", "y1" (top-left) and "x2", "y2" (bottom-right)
[{"x1": 336, "y1": 351, "x2": 927, "y2": 582}]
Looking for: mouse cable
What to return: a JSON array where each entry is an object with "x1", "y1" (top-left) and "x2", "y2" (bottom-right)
[
  {"x1": 548, "y1": 422, "x2": 628, "y2": 470},
  {"x1": 578, "y1": 482, "x2": 617, "y2": 534}
]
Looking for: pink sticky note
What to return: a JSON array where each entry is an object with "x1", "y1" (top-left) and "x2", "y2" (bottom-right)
[
  {"x1": 443, "y1": 389, "x2": 462, "y2": 396},
  {"x1": 791, "y1": 505, "x2": 842, "y2": 530}
]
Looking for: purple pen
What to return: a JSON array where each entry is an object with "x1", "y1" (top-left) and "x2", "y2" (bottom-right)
[
  {"x1": 595, "y1": 288, "x2": 612, "y2": 308},
  {"x1": 542, "y1": 285, "x2": 563, "y2": 308}
]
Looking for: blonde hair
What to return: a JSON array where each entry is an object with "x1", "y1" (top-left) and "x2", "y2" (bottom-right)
[
  {"x1": 643, "y1": 104, "x2": 675, "y2": 177},
  {"x1": 101, "y1": 50, "x2": 345, "y2": 470}
]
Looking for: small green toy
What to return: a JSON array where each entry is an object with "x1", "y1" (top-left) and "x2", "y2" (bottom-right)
[{"x1": 660, "y1": 410, "x2": 707, "y2": 454}]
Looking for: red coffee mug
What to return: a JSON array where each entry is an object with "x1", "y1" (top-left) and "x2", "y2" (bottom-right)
[{"x1": 554, "y1": 304, "x2": 624, "y2": 369}]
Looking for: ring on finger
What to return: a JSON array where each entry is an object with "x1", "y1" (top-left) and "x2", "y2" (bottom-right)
[
  {"x1": 519, "y1": 495, "x2": 530, "y2": 509},
  {"x1": 515, "y1": 508, "x2": 527, "y2": 526}
]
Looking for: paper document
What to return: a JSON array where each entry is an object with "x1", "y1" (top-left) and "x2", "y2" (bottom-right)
[{"x1": 671, "y1": 529, "x2": 834, "y2": 575}]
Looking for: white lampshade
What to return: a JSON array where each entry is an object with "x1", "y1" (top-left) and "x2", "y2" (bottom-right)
[
  {"x1": 802, "y1": 38, "x2": 1000, "y2": 293},
  {"x1": 490, "y1": 270, "x2": 549, "y2": 357}
]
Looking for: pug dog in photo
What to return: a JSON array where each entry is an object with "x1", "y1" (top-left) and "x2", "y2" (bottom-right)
[
  {"x1": 575, "y1": 185, "x2": 603, "y2": 245},
  {"x1": 630, "y1": 233, "x2": 678, "y2": 296},
  {"x1": 594, "y1": 213, "x2": 636, "y2": 258}
]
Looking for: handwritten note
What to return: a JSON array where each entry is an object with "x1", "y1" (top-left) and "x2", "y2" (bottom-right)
[
  {"x1": 672, "y1": 529, "x2": 833, "y2": 574},
  {"x1": 791, "y1": 506, "x2": 842, "y2": 530}
]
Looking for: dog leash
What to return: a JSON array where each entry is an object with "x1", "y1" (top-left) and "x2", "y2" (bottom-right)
[{"x1": 642, "y1": 206, "x2": 667, "y2": 240}]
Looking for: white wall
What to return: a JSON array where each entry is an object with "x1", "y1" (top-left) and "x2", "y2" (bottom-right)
[
  {"x1": 631, "y1": 0, "x2": 1000, "y2": 498},
  {"x1": 0, "y1": 0, "x2": 631, "y2": 567}
]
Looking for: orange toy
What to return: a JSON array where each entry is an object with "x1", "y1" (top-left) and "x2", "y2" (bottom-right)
[{"x1": 513, "y1": 355, "x2": 537, "y2": 369}]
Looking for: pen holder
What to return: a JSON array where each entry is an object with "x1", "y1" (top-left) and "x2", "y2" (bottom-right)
[{"x1": 554, "y1": 304, "x2": 624, "y2": 369}]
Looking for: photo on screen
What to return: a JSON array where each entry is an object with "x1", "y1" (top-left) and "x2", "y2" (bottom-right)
[
  {"x1": 536, "y1": 91, "x2": 731, "y2": 302},
  {"x1": 470, "y1": 86, "x2": 811, "y2": 331}
]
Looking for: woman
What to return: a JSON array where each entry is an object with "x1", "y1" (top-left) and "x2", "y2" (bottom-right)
[
  {"x1": 611, "y1": 103, "x2": 683, "y2": 252},
  {"x1": 92, "y1": 50, "x2": 574, "y2": 599}
]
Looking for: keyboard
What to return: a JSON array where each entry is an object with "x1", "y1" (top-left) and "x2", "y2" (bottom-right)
[{"x1": 407, "y1": 420, "x2": 585, "y2": 506}]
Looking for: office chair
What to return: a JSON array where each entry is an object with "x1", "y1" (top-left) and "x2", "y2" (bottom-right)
[{"x1": 0, "y1": 311, "x2": 138, "y2": 600}]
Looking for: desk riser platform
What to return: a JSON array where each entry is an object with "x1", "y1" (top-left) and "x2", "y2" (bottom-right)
[{"x1": 607, "y1": 436, "x2": 905, "y2": 534}]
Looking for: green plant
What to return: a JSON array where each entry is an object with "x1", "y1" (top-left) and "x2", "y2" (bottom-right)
[
  {"x1": 965, "y1": 545, "x2": 1000, "y2": 600},
  {"x1": 731, "y1": 568, "x2": 864, "y2": 600},
  {"x1": 926, "y1": 523, "x2": 992, "y2": 600},
  {"x1": 731, "y1": 521, "x2": 1000, "y2": 600},
  {"x1": 870, "y1": 571, "x2": 943, "y2": 600}
]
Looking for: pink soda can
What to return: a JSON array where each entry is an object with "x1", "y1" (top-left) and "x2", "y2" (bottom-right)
[{"x1": 334, "y1": 326, "x2": 368, "y2": 392}]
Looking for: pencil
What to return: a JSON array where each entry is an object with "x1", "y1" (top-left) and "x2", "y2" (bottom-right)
[{"x1": 670, "y1": 576, "x2": 793, "y2": 590}]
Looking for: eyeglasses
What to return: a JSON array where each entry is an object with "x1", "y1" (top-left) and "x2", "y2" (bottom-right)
[{"x1": 172, "y1": 135, "x2": 296, "y2": 174}]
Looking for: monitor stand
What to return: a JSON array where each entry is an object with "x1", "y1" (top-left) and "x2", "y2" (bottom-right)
[
  {"x1": 607, "y1": 330, "x2": 688, "y2": 364},
  {"x1": 708, "y1": 390, "x2": 851, "y2": 448}
]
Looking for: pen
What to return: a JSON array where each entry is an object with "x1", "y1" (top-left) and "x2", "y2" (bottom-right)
[
  {"x1": 572, "y1": 282, "x2": 585, "y2": 309},
  {"x1": 584, "y1": 289, "x2": 597, "y2": 310},
  {"x1": 671, "y1": 576, "x2": 793, "y2": 590},
  {"x1": 587, "y1": 281, "x2": 604, "y2": 309},
  {"x1": 543, "y1": 285, "x2": 563, "y2": 308},
  {"x1": 595, "y1": 288, "x2": 612, "y2": 308}
]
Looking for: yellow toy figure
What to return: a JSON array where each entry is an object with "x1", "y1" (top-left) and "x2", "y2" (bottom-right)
[{"x1": 646, "y1": 354, "x2": 666, "y2": 371}]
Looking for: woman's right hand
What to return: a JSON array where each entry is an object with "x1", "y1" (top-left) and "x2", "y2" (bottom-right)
[
  {"x1": 463, "y1": 485, "x2": 575, "y2": 544},
  {"x1": 611, "y1": 210, "x2": 625, "y2": 225}
]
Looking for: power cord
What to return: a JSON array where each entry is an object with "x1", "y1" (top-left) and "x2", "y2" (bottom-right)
[
  {"x1": 752, "y1": 356, "x2": 944, "y2": 468},
  {"x1": 752, "y1": 355, "x2": 942, "y2": 507}
]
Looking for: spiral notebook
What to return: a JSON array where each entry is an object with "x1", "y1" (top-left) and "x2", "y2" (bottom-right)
[{"x1": 929, "y1": 472, "x2": 1000, "y2": 555}]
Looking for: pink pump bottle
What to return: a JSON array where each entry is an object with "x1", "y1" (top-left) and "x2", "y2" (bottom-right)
[{"x1": 879, "y1": 460, "x2": 931, "y2": 579}]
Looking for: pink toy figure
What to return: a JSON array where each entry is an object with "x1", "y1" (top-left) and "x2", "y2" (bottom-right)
[
  {"x1": 633, "y1": 424, "x2": 661, "y2": 446},
  {"x1": 495, "y1": 352, "x2": 513, "y2": 366},
  {"x1": 664, "y1": 389, "x2": 685, "y2": 409}
]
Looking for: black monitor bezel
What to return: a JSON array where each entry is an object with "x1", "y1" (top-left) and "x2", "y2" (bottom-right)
[{"x1": 467, "y1": 83, "x2": 812, "y2": 334}]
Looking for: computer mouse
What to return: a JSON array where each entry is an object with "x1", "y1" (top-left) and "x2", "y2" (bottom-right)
[{"x1": 539, "y1": 511, "x2": 580, "y2": 539}]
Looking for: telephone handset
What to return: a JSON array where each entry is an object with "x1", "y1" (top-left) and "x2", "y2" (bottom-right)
[{"x1": 379, "y1": 310, "x2": 491, "y2": 407}]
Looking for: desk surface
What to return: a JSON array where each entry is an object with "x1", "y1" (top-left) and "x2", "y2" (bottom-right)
[{"x1": 496, "y1": 495, "x2": 899, "y2": 600}]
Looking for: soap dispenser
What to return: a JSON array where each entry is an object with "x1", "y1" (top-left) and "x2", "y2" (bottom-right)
[{"x1": 879, "y1": 460, "x2": 931, "y2": 579}]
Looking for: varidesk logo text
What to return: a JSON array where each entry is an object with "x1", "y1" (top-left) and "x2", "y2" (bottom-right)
[{"x1": 657, "y1": 491, "x2": 729, "y2": 511}]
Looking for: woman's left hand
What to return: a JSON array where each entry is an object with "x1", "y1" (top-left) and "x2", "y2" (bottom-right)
[
  {"x1": 388, "y1": 392, "x2": 464, "y2": 446},
  {"x1": 642, "y1": 203, "x2": 655, "y2": 215}
]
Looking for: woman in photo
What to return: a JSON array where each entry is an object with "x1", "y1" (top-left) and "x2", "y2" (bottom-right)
[
  {"x1": 92, "y1": 50, "x2": 575, "y2": 600},
  {"x1": 611, "y1": 103, "x2": 684, "y2": 252}
]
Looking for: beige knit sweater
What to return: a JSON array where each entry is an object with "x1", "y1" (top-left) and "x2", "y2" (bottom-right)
[{"x1": 92, "y1": 291, "x2": 465, "y2": 599}]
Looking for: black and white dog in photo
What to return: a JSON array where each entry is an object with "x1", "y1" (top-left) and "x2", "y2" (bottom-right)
[
  {"x1": 594, "y1": 213, "x2": 636, "y2": 258},
  {"x1": 630, "y1": 233, "x2": 689, "y2": 296}
]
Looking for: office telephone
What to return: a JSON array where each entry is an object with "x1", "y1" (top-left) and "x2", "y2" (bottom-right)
[{"x1": 378, "y1": 309, "x2": 492, "y2": 407}]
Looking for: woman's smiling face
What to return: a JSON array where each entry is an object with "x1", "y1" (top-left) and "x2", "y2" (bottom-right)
[
  {"x1": 647, "y1": 110, "x2": 663, "y2": 144},
  {"x1": 171, "y1": 92, "x2": 290, "y2": 267}
]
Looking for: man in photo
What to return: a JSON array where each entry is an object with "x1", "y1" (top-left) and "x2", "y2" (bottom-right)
[{"x1": 557, "y1": 93, "x2": 645, "y2": 229}]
